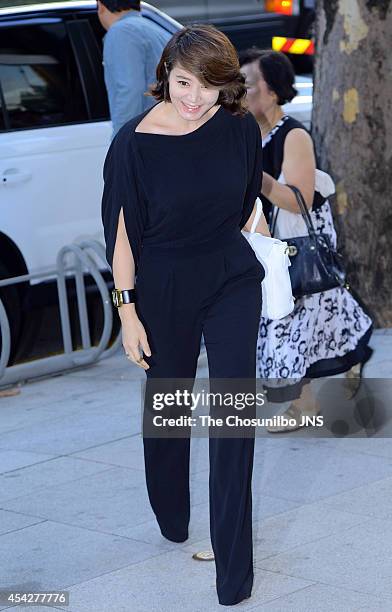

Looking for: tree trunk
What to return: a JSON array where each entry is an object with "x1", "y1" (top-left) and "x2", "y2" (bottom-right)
[{"x1": 312, "y1": 0, "x2": 392, "y2": 327}]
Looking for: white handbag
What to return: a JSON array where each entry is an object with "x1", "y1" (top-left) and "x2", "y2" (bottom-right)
[{"x1": 242, "y1": 197, "x2": 295, "y2": 320}]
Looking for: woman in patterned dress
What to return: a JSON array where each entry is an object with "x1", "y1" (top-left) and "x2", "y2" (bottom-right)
[{"x1": 239, "y1": 49, "x2": 373, "y2": 432}]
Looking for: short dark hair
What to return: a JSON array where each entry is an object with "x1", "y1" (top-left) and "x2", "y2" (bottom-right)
[
  {"x1": 148, "y1": 24, "x2": 248, "y2": 116},
  {"x1": 238, "y1": 48, "x2": 297, "y2": 105},
  {"x1": 99, "y1": 0, "x2": 140, "y2": 12}
]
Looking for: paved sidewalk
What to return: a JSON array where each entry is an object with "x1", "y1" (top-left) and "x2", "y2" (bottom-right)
[{"x1": 1, "y1": 330, "x2": 392, "y2": 611}]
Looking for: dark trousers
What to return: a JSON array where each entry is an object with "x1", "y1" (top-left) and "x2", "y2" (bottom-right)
[{"x1": 136, "y1": 229, "x2": 263, "y2": 606}]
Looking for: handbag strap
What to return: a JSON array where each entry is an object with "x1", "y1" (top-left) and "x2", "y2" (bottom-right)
[
  {"x1": 270, "y1": 185, "x2": 317, "y2": 238},
  {"x1": 270, "y1": 206, "x2": 279, "y2": 238},
  {"x1": 250, "y1": 197, "x2": 263, "y2": 234},
  {"x1": 288, "y1": 185, "x2": 316, "y2": 235}
]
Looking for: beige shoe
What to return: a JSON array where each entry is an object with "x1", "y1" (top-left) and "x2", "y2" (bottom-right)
[
  {"x1": 343, "y1": 363, "x2": 363, "y2": 399},
  {"x1": 0, "y1": 386, "x2": 21, "y2": 398},
  {"x1": 192, "y1": 550, "x2": 215, "y2": 561},
  {"x1": 266, "y1": 403, "x2": 319, "y2": 433}
]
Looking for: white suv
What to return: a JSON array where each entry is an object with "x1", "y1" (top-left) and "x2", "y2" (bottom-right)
[{"x1": 0, "y1": 1, "x2": 180, "y2": 364}]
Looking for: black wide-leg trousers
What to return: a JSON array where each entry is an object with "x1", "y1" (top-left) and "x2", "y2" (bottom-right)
[{"x1": 135, "y1": 229, "x2": 264, "y2": 606}]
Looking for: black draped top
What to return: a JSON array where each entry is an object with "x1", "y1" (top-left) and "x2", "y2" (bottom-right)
[{"x1": 101, "y1": 102, "x2": 263, "y2": 274}]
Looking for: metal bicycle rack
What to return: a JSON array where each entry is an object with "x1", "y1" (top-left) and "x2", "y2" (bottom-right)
[{"x1": 0, "y1": 240, "x2": 121, "y2": 388}]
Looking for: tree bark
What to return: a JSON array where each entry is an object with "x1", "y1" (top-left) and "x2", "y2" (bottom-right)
[{"x1": 312, "y1": 0, "x2": 392, "y2": 327}]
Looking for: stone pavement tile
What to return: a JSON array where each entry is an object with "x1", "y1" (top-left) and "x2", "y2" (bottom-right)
[
  {"x1": 0, "y1": 375, "x2": 143, "y2": 439},
  {"x1": 119, "y1": 501, "x2": 212, "y2": 548},
  {"x1": 340, "y1": 438, "x2": 392, "y2": 459},
  {"x1": 72, "y1": 435, "x2": 145, "y2": 472},
  {"x1": 247, "y1": 569, "x2": 314, "y2": 609},
  {"x1": 256, "y1": 517, "x2": 392, "y2": 596},
  {"x1": 252, "y1": 500, "x2": 370, "y2": 561},
  {"x1": 0, "y1": 449, "x2": 57, "y2": 473},
  {"x1": 1, "y1": 373, "x2": 138, "y2": 413},
  {"x1": 64, "y1": 548, "x2": 313, "y2": 612},
  {"x1": 0, "y1": 393, "x2": 75, "y2": 435},
  {"x1": 0, "y1": 509, "x2": 45, "y2": 536},
  {"x1": 0, "y1": 520, "x2": 169, "y2": 604},
  {"x1": 1, "y1": 466, "x2": 208, "y2": 533},
  {"x1": 73, "y1": 435, "x2": 210, "y2": 476},
  {"x1": 250, "y1": 442, "x2": 392, "y2": 504},
  {"x1": 70, "y1": 377, "x2": 144, "y2": 417},
  {"x1": 248, "y1": 583, "x2": 392, "y2": 612},
  {"x1": 253, "y1": 493, "x2": 302, "y2": 524},
  {"x1": 364, "y1": 358, "x2": 392, "y2": 377},
  {"x1": 0, "y1": 457, "x2": 111, "y2": 504},
  {"x1": 0, "y1": 405, "x2": 140, "y2": 455},
  {"x1": 321, "y1": 475, "x2": 392, "y2": 520},
  {"x1": 1, "y1": 466, "x2": 151, "y2": 533}
]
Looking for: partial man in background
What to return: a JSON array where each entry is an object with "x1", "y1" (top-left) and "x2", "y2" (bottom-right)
[{"x1": 97, "y1": 0, "x2": 171, "y2": 137}]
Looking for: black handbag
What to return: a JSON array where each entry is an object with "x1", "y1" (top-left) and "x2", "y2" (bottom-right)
[{"x1": 270, "y1": 184, "x2": 347, "y2": 298}]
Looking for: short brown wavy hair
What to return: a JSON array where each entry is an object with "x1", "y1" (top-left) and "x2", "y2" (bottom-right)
[{"x1": 147, "y1": 24, "x2": 248, "y2": 116}]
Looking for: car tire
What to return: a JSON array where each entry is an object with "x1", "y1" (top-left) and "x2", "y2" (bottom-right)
[{"x1": 0, "y1": 261, "x2": 23, "y2": 366}]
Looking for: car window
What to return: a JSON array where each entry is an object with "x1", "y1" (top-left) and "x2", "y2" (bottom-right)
[
  {"x1": 0, "y1": 21, "x2": 88, "y2": 131},
  {"x1": 86, "y1": 12, "x2": 106, "y2": 52}
]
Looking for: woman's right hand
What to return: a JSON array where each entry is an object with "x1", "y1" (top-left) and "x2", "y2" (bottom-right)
[{"x1": 119, "y1": 305, "x2": 151, "y2": 370}]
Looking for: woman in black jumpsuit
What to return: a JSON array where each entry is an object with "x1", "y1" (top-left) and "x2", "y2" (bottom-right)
[{"x1": 101, "y1": 25, "x2": 268, "y2": 606}]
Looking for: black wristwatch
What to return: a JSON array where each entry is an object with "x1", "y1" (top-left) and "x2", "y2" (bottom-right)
[{"x1": 111, "y1": 288, "x2": 136, "y2": 308}]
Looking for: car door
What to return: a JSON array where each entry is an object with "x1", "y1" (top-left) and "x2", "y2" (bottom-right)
[{"x1": 0, "y1": 16, "x2": 111, "y2": 286}]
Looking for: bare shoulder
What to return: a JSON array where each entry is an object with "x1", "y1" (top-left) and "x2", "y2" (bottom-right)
[{"x1": 285, "y1": 127, "x2": 313, "y2": 149}]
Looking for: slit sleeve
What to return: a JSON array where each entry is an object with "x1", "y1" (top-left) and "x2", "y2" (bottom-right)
[
  {"x1": 101, "y1": 125, "x2": 146, "y2": 275},
  {"x1": 239, "y1": 111, "x2": 263, "y2": 229}
]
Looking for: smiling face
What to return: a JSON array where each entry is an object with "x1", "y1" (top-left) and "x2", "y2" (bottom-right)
[
  {"x1": 167, "y1": 63, "x2": 220, "y2": 121},
  {"x1": 241, "y1": 60, "x2": 278, "y2": 120}
]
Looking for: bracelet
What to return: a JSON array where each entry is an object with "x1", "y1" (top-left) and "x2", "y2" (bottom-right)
[{"x1": 112, "y1": 288, "x2": 136, "y2": 308}]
